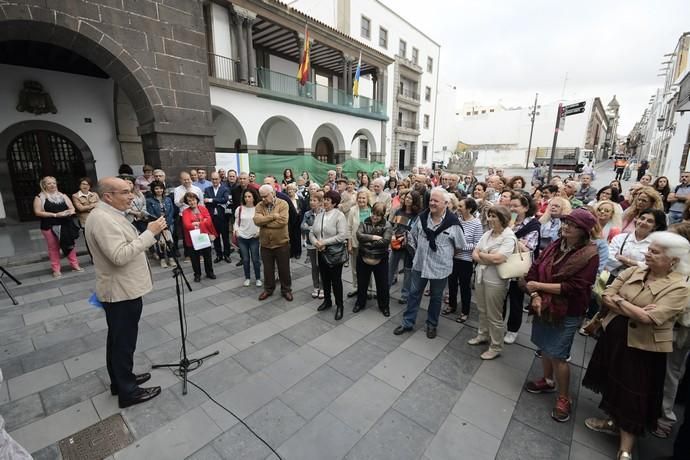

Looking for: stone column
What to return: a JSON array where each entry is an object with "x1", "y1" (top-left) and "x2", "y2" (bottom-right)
[
  {"x1": 245, "y1": 13, "x2": 257, "y2": 84},
  {"x1": 232, "y1": 13, "x2": 248, "y2": 82}
]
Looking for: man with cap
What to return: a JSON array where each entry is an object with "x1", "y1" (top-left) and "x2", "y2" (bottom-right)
[{"x1": 523, "y1": 208, "x2": 599, "y2": 423}]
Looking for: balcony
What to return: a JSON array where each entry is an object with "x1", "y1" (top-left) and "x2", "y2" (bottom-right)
[
  {"x1": 397, "y1": 87, "x2": 420, "y2": 107},
  {"x1": 208, "y1": 53, "x2": 387, "y2": 121},
  {"x1": 395, "y1": 119, "x2": 420, "y2": 135},
  {"x1": 395, "y1": 55, "x2": 423, "y2": 74}
]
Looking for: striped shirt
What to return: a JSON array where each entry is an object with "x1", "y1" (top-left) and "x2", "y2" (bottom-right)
[
  {"x1": 409, "y1": 211, "x2": 466, "y2": 279},
  {"x1": 455, "y1": 217, "x2": 483, "y2": 261}
]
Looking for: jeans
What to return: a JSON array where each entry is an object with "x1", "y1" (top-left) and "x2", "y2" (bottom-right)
[
  {"x1": 669, "y1": 210, "x2": 684, "y2": 225},
  {"x1": 238, "y1": 236, "x2": 261, "y2": 280},
  {"x1": 318, "y1": 253, "x2": 344, "y2": 307},
  {"x1": 356, "y1": 255, "x2": 389, "y2": 310},
  {"x1": 401, "y1": 270, "x2": 447, "y2": 329},
  {"x1": 448, "y1": 259, "x2": 474, "y2": 315},
  {"x1": 389, "y1": 249, "x2": 412, "y2": 300},
  {"x1": 41, "y1": 228, "x2": 79, "y2": 273}
]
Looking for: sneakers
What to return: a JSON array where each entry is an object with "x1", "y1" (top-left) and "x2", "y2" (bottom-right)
[
  {"x1": 160, "y1": 259, "x2": 168, "y2": 269},
  {"x1": 525, "y1": 378, "x2": 556, "y2": 394},
  {"x1": 480, "y1": 349, "x2": 500, "y2": 360},
  {"x1": 467, "y1": 336, "x2": 489, "y2": 346},
  {"x1": 243, "y1": 279, "x2": 251, "y2": 287},
  {"x1": 318, "y1": 290, "x2": 324, "y2": 299},
  {"x1": 311, "y1": 288, "x2": 320, "y2": 298},
  {"x1": 584, "y1": 417, "x2": 618, "y2": 436},
  {"x1": 551, "y1": 396, "x2": 571, "y2": 422},
  {"x1": 72, "y1": 266, "x2": 84, "y2": 272},
  {"x1": 256, "y1": 280, "x2": 263, "y2": 287},
  {"x1": 52, "y1": 271, "x2": 62, "y2": 278},
  {"x1": 504, "y1": 331, "x2": 518, "y2": 344}
]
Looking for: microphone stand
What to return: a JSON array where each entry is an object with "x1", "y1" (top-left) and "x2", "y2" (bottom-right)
[
  {"x1": 152, "y1": 233, "x2": 219, "y2": 395},
  {"x1": 0, "y1": 266, "x2": 21, "y2": 305}
]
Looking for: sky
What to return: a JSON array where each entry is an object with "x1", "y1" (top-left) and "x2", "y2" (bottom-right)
[{"x1": 384, "y1": 0, "x2": 690, "y2": 134}]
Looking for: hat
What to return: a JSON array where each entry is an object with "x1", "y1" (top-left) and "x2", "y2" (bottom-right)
[
  {"x1": 336, "y1": 178, "x2": 348, "y2": 183},
  {"x1": 561, "y1": 208, "x2": 596, "y2": 233}
]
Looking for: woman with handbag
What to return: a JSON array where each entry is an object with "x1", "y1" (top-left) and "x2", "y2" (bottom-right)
[
  {"x1": 388, "y1": 190, "x2": 422, "y2": 303},
  {"x1": 181, "y1": 192, "x2": 218, "y2": 282},
  {"x1": 503, "y1": 193, "x2": 541, "y2": 344},
  {"x1": 146, "y1": 181, "x2": 176, "y2": 268},
  {"x1": 354, "y1": 203, "x2": 393, "y2": 316},
  {"x1": 33, "y1": 176, "x2": 82, "y2": 278},
  {"x1": 467, "y1": 205, "x2": 516, "y2": 360},
  {"x1": 346, "y1": 190, "x2": 372, "y2": 298},
  {"x1": 523, "y1": 209, "x2": 599, "y2": 423},
  {"x1": 582, "y1": 232, "x2": 690, "y2": 460},
  {"x1": 310, "y1": 191, "x2": 348, "y2": 320}
]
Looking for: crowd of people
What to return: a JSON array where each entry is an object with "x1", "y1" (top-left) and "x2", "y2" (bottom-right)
[{"x1": 32, "y1": 162, "x2": 690, "y2": 459}]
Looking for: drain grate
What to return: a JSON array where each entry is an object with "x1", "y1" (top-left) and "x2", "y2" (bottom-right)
[{"x1": 58, "y1": 414, "x2": 134, "y2": 460}]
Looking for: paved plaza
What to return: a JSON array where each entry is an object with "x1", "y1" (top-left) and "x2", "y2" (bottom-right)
[{"x1": 0, "y1": 164, "x2": 680, "y2": 460}]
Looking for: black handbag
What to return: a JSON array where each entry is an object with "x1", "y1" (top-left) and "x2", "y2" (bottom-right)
[{"x1": 320, "y1": 213, "x2": 347, "y2": 266}]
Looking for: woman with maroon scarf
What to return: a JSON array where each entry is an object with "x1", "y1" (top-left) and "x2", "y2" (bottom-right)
[{"x1": 523, "y1": 209, "x2": 599, "y2": 423}]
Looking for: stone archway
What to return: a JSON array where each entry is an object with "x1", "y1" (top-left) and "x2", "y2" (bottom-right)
[
  {"x1": 0, "y1": 121, "x2": 96, "y2": 221},
  {"x1": 257, "y1": 116, "x2": 304, "y2": 154},
  {"x1": 0, "y1": 4, "x2": 215, "y2": 178},
  {"x1": 212, "y1": 107, "x2": 247, "y2": 152},
  {"x1": 351, "y1": 129, "x2": 377, "y2": 161},
  {"x1": 311, "y1": 123, "x2": 346, "y2": 164}
]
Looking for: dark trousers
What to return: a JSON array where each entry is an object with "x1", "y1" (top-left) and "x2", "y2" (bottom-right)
[
  {"x1": 103, "y1": 297, "x2": 143, "y2": 400},
  {"x1": 356, "y1": 255, "x2": 389, "y2": 310},
  {"x1": 615, "y1": 167, "x2": 624, "y2": 181},
  {"x1": 674, "y1": 364, "x2": 690, "y2": 459},
  {"x1": 188, "y1": 245, "x2": 213, "y2": 277},
  {"x1": 261, "y1": 245, "x2": 292, "y2": 294},
  {"x1": 318, "y1": 253, "x2": 344, "y2": 307},
  {"x1": 503, "y1": 280, "x2": 524, "y2": 333},
  {"x1": 448, "y1": 259, "x2": 474, "y2": 315},
  {"x1": 212, "y1": 214, "x2": 231, "y2": 258}
]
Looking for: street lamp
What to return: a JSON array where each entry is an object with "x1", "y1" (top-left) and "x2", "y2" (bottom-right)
[{"x1": 524, "y1": 93, "x2": 540, "y2": 168}]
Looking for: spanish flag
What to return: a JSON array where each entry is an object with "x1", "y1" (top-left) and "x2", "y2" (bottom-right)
[
  {"x1": 352, "y1": 52, "x2": 362, "y2": 96},
  {"x1": 296, "y1": 25, "x2": 310, "y2": 86}
]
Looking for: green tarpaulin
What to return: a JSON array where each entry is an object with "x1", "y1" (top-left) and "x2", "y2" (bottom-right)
[{"x1": 248, "y1": 154, "x2": 386, "y2": 185}]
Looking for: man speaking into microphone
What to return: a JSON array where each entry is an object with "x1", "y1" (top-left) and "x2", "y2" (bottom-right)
[{"x1": 86, "y1": 176, "x2": 167, "y2": 408}]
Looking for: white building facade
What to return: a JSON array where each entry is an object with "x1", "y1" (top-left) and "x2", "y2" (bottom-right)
[{"x1": 290, "y1": 0, "x2": 442, "y2": 170}]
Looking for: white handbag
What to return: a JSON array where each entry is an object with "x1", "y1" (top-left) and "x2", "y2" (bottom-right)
[{"x1": 496, "y1": 238, "x2": 532, "y2": 280}]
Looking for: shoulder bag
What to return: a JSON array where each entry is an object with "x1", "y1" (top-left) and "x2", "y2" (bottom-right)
[
  {"x1": 321, "y1": 213, "x2": 347, "y2": 266},
  {"x1": 497, "y1": 237, "x2": 532, "y2": 280}
]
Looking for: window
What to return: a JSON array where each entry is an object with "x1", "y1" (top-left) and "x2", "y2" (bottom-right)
[
  {"x1": 425, "y1": 86, "x2": 431, "y2": 101},
  {"x1": 423, "y1": 114, "x2": 430, "y2": 129},
  {"x1": 422, "y1": 144, "x2": 428, "y2": 163},
  {"x1": 359, "y1": 138, "x2": 368, "y2": 159},
  {"x1": 427, "y1": 56, "x2": 433, "y2": 73},
  {"x1": 489, "y1": 109, "x2": 494, "y2": 113},
  {"x1": 466, "y1": 112, "x2": 471, "y2": 116},
  {"x1": 481, "y1": 110, "x2": 486, "y2": 114},
  {"x1": 379, "y1": 27, "x2": 387, "y2": 48},
  {"x1": 360, "y1": 16, "x2": 371, "y2": 39},
  {"x1": 412, "y1": 47, "x2": 419, "y2": 64},
  {"x1": 399, "y1": 39, "x2": 406, "y2": 58},
  {"x1": 397, "y1": 111, "x2": 403, "y2": 127}
]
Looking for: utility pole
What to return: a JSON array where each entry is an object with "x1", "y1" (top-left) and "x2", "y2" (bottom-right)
[
  {"x1": 524, "y1": 92, "x2": 540, "y2": 168},
  {"x1": 547, "y1": 103, "x2": 563, "y2": 183}
]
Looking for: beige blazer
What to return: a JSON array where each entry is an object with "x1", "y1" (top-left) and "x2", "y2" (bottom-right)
[
  {"x1": 602, "y1": 266, "x2": 690, "y2": 353},
  {"x1": 85, "y1": 202, "x2": 156, "y2": 302}
]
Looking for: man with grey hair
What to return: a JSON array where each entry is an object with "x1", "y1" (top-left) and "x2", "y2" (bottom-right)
[
  {"x1": 254, "y1": 184, "x2": 292, "y2": 301},
  {"x1": 325, "y1": 170, "x2": 337, "y2": 190},
  {"x1": 371, "y1": 177, "x2": 392, "y2": 216},
  {"x1": 394, "y1": 187, "x2": 465, "y2": 339}
]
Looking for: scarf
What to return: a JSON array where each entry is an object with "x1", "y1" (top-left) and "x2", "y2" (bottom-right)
[
  {"x1": 535, "y1": 239, "x2": 598, "y2": 324},
  {"x1": 514, "y1": 217, "x2": 541, "y2": 259},
  {"x1": 419, "y1": 209, "x2": 461, "y2": 251}
]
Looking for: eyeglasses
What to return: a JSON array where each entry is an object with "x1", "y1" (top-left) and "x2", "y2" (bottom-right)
[{"x1": 106, "y1": 190, "x2": 133, "y2": 195}]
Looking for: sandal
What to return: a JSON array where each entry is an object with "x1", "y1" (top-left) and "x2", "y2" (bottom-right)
[
  {"x1": 456, "y1": 314, "x2": 468, "y2": 323},
  {"x1": 584, "y1": 417, "x2": 618, "y2": 436},
  {"x1": 441, "y1": 306, "x2": 455, "y2": 316}
]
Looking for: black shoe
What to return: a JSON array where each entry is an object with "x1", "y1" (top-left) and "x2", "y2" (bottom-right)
[
  {"x1": 317, "y1": 301, "x2": 332, "y2": 311},
  {"x1": 352, "y1": 304, "x2": 365, "y2": 313},
  {"x1": 224, "y1": 256, "x2": 232, "y2": 263},
  {"x1": 194, "y1": 274, "x2": 201, "y2": 282},
  {"x1": 206, "y1": 273, "x2": 216, "y2": 280},
  {"x1": 214, "y1": 256, "x2": 222, "y2": 263},
  {"x1": 347, "y1": 291, "x2": 357, "y2": 298},
  {"x1": 394, "y1": 326, "x2": 413, "y2": 335},
  {"x1": 235, "y1": 260, "x2": 244, "y2": 267},
  {"x1": 118, "y1": 386, "x2": 162, "y2": 409},
  {"x1": 110, "y1": 373, "x2": 151, "y2": 395},
  {"x1": 380, "y1": 307, "x2": 390, "y2": 317},
  {"x1": 398, "y1": 298, "x2": 407, "y2": 305},
  {"x1": 367, "y1": 293, "x2": 373, "y2": 300},
  {"x1": 426, "y1": 326, "x2": 437, "y2": 339},
  {"x1": 335, "y1": 305, "x2": 343, "y2": 321}
]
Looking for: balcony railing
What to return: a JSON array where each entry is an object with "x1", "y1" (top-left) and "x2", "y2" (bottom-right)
[
  {"x1": 208, "y1": 52, "x2": 240, "y2": 82},
  {"x1": 398, "y1": 88, "x2": 420, "y2": 101},
  {"x1": 397, "y1": 120, "x2": 419, "y2": 130},
  {"x1": 255, "y1": 67, "x2": 386, "y2": 118}
]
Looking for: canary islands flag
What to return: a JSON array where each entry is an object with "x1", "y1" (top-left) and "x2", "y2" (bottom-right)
[{"x1": 352, "y1": 52, "x2": 362, "y2": 96}]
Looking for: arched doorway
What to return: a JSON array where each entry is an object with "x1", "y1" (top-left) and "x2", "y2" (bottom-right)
[
  {"x1": 7, "y1": 130, "x2": 88, "y2": 221},
  {"x1": 314, "y1": 137, "x2": 335, "y2": 164}
]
